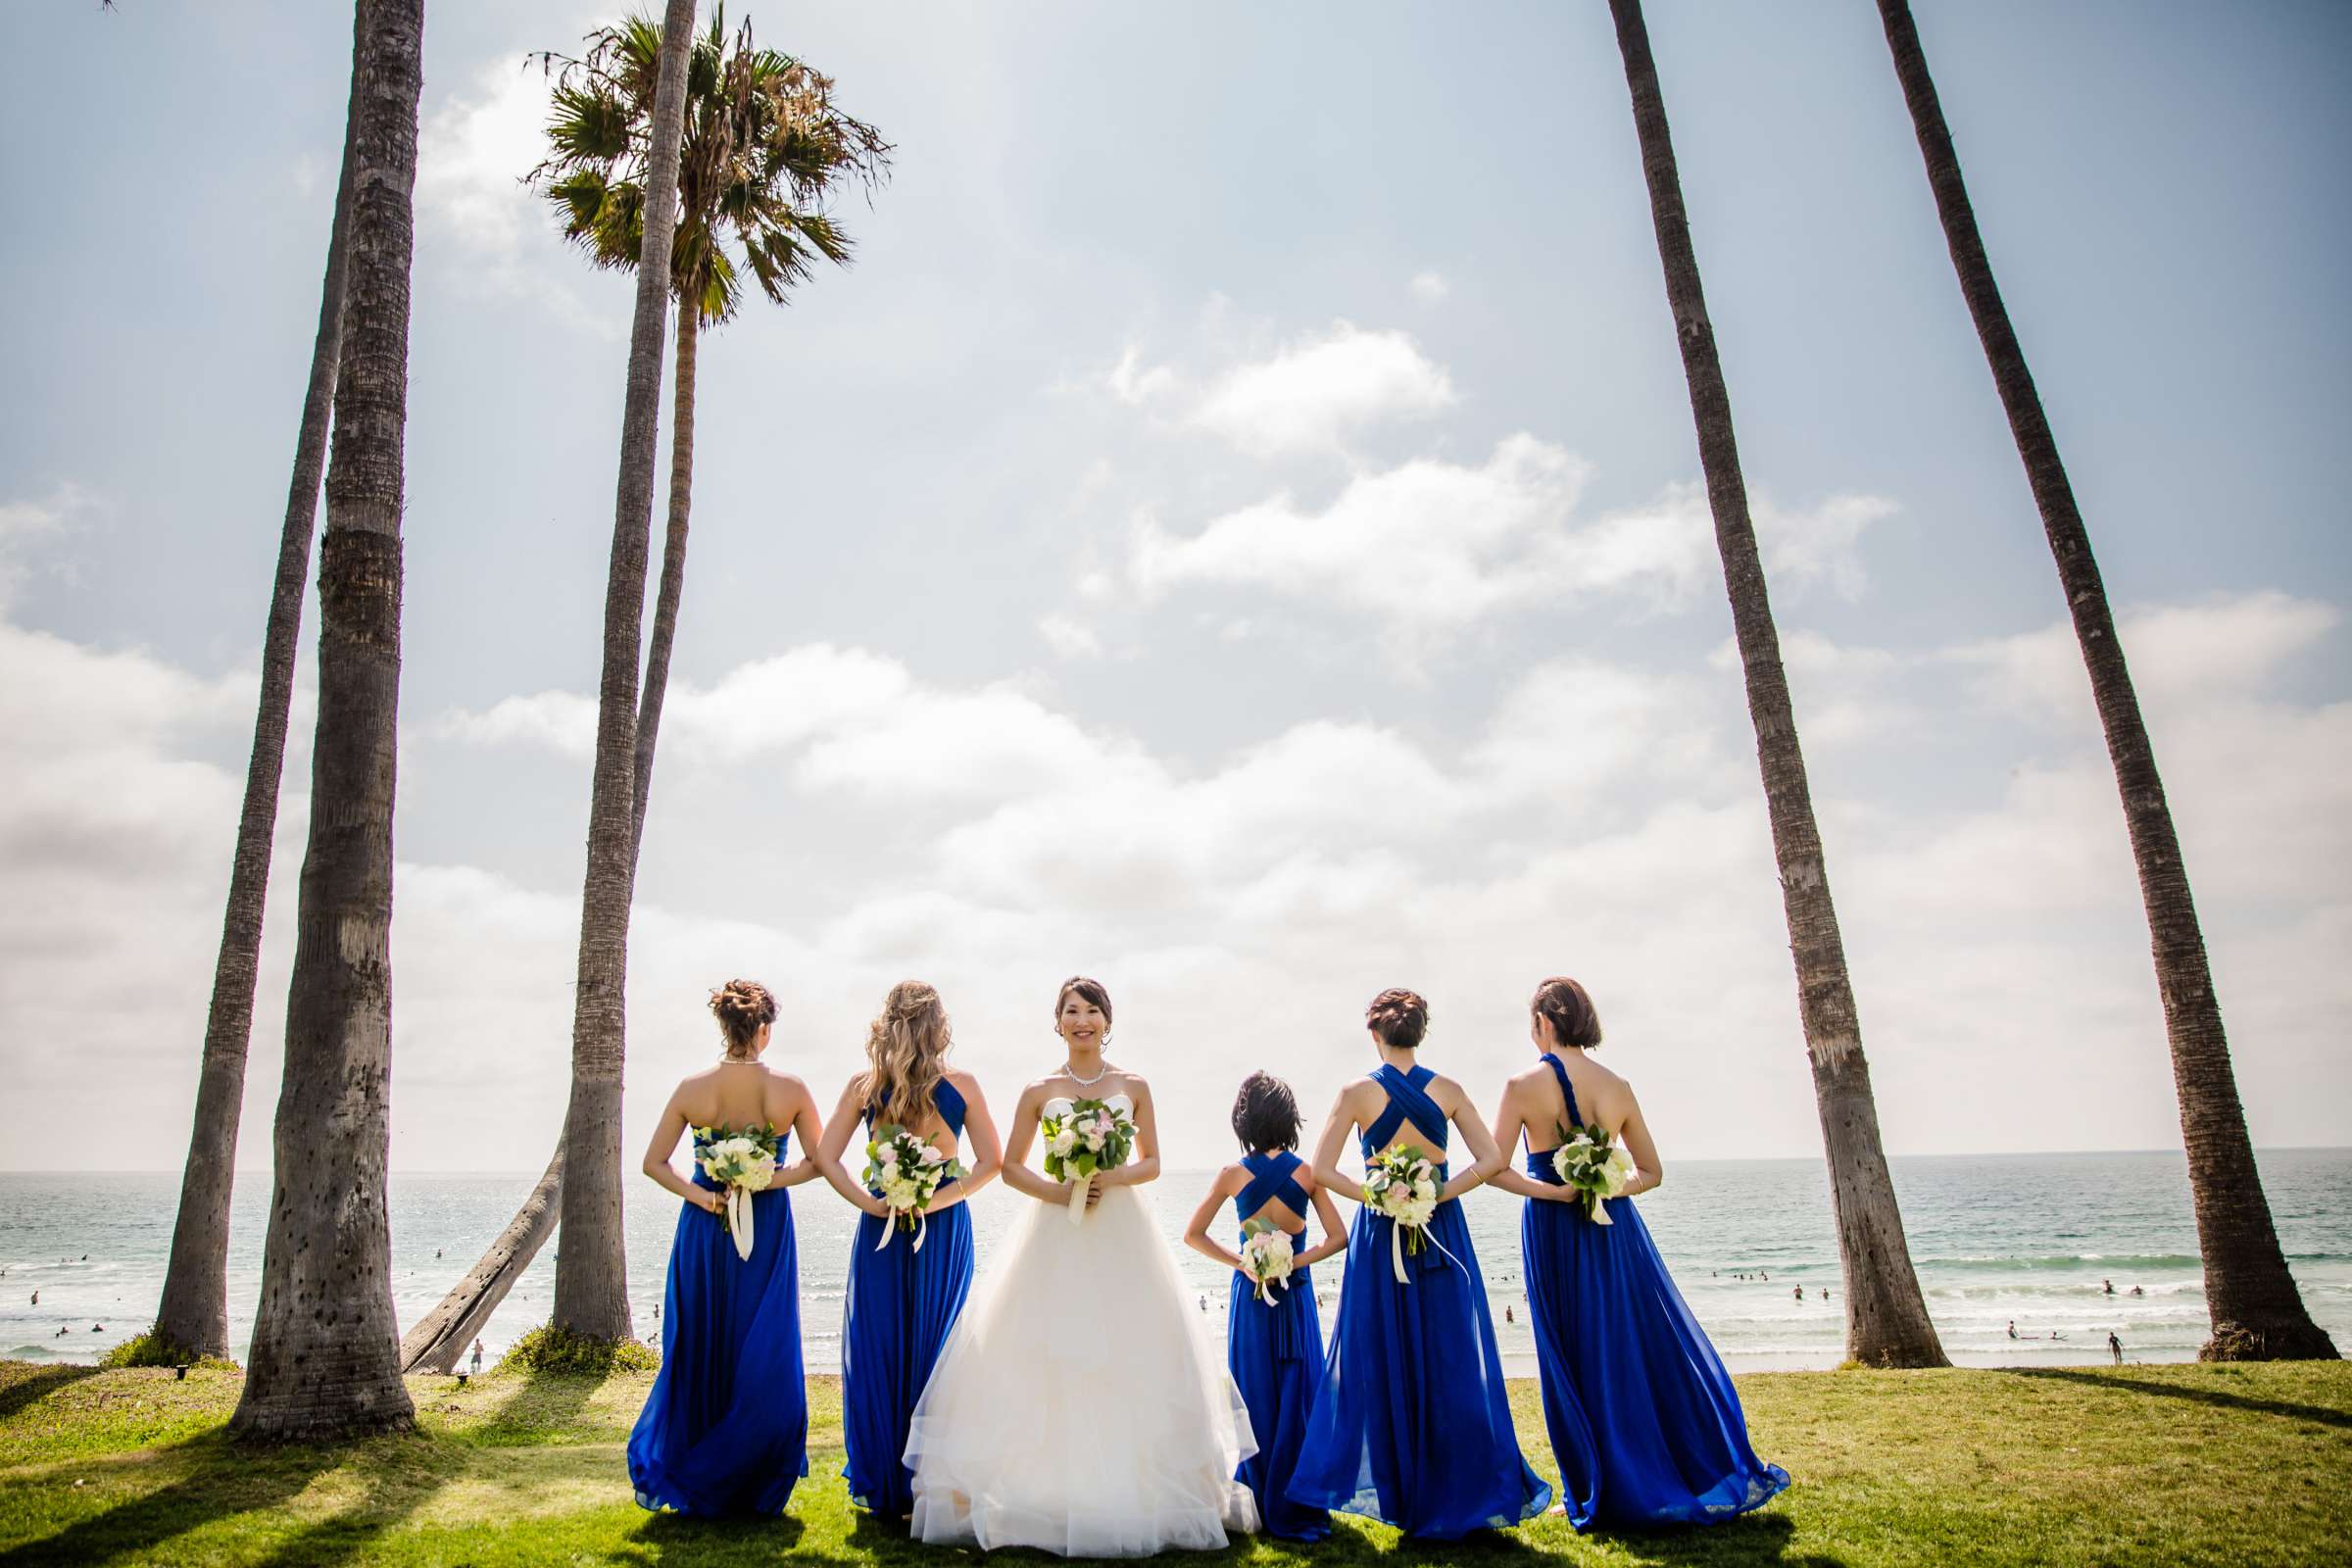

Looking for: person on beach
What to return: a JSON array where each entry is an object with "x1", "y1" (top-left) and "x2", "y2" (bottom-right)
[
  {"x1": 470, "y1": 1340, "x2": 483, "y2": 1375},
  {"x1": 2103, "y1": 1278, "x2": 2114, "y2": 1295},
  {"x1": 626, "y1": 979, "x2": 823, "y2": 1518},
  {"x1": 1184, "y1": 1070, "x2": 1348, "y2": 1543},
  {"x1": 1490, "y1": 976, "x2": 1787, "y2": 1530},
  {"x1": 1289, "y1": 989, "x2": 1551, "y2": 1538},
  {"x1": 809, "y1": 979, "x2": 1001, "y2": 1523},
  {"x1": 2109, "y1": 1332, "x2": 2123, "y2": 1364}
]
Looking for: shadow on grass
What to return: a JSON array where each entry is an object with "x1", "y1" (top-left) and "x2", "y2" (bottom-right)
[
  {"x1": 234, "y1": 1436, "x2": 452, "y2": 1568},
  {"x1": 460, "y1": 1365, "x2": 610, "y2": 1446},
  {"x1": 623, "y1": 1509, "x2": 830, "y2": 1564},
  {"x1": 0, "y1": 1364, "x2": 101, "y2": 1422},
  {"x1": 0, "y1": 1431, "x2": 341, "y2": 1568},
  {"x1": 2010, "y1": 1366, "x2": 2352, "y2": 1431},
  {"x1": 1586, "y1": 1510, "x2": 1845, "y2": 1567}
]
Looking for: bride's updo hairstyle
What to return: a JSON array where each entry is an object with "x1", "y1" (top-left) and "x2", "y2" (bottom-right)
[
  {"x1": 1366, "y1": 988, "x2": 1430, "y2": 1050},
  {"x1": 710, "y1": 978, "x2": 778, "y2": 1059},
  {"x1": 1532, "y1": 976, "x2": 1603, "y2": 1050},
  {"x1": 1054, "y1": 975, "x2": 1113, "y2": 1030},
  {"x1": 1231, "y1": 1071, "x2": 1301, "y2": 1152},
  {"x1": 863, "y1": 980, "x2": 951, "y2": 1123}
]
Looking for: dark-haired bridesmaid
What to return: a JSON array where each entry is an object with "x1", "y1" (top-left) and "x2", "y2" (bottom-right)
[
  {"x1": 628, "y1": 980, "x2": 824, "y2": 1517},
  {"x1": 1288, "y1": 989, "x2": 1551, "y2": 1537},
  {"x1": 1491, "y1": 976, "x2": 1788, "y2": 1528},
  {"x1": 1183, "y1": 1072, "x2": 1348, "y2": 1542},
  {"x1": 811, "y1": 980, "x2": 1002, "y2": 1521}
]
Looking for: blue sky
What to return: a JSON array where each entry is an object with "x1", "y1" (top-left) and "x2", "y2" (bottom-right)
[{"x1": 2, "y1": 0, "x2": 2347, "y2": 1173}]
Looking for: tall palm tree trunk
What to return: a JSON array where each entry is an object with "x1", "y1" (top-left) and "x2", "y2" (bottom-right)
[
  {"x1": 1873, "y1": 0, "x2": 2333, "y2": 1361},
  {"x1": 153, "y1": 0, "x2": 368, "y2": 1366},
  {"x1": 402, "y1": 292, "x2": 700, "y2": 1371},
  {"x1": 634, "y1": 300, "x2": 698, "y2": 863},
  {"x1": 229, "y1": 0, "x2": 426, "y2": 1440},
  {"x1": 551, "y1": 0, "x2": 701, "y2": 1342},
  {"x1": 1606, "y1": 0, "x2": 1946, "y2": 1366}
]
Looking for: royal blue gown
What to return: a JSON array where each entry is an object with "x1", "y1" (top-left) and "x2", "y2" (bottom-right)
[
  {"x1": 1225, "y1": 1150, "x2": 1330, "y2": 1543},
  {"x1": 627, "y1": 1128, "x2": 809, "y2": 1516},
  {"x1": 1288, "y1": 1063, "x2": 1551, "y2": 1538},
  {"x1": 842, "y1": 1078, "x2": 976, "y2": 1519},
  {"x1": 1521, "y1": 1053, "x2": 1788, "y2": 1528}
]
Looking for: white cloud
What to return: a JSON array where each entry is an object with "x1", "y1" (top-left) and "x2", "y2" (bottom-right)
[
  {"x1": 1105, "y1": 345, "x2": 1177, "y2": 407},
  {"x1": 1409, "y1": 271, "x2": 1450, "y2": 303},
  {"x1": 1189, "y1": 320, "x2": 1457, "y2": 456},
  {"x1": 1038, "y1": 612, "x2": 1102, "y2": 660}
]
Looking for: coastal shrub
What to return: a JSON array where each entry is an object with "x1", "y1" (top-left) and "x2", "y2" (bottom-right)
[
  {"x1": 96, "y1": 1329, "x2": 238, "y2": 1372},
  {"x1": 500, "y1": 1324, "x2": 660, "y2": 1376}
]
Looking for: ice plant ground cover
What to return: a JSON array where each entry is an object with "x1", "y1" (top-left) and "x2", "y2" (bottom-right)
[{"x1": 2, "y1": 1359, "x2": 2344, "y2": 1565}]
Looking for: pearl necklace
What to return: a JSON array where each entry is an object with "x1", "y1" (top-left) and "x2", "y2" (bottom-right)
[{"x1": 1060, "y1": 1056, "x2": 1108, "y2": 1086}]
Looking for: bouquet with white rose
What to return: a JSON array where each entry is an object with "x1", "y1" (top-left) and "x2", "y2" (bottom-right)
[
  {"x1": 862, "y1": 1123, "x2": 968, "y2": 1252},
  {"x1": 1239, "y1": 1217, "x2": 1297, "y2": 1305},
  {"x1": 693, "y1": 1123, "x2": 781, "y2": 1261},
  {"x1": 1550, "y1": 1119, "x2": 1638, "y2": 1225},
  {"x1": 1041, "y1": 1093, "x2": 1136, "y2": 1226},
  {"x1": 1364, "y1": 1145, "x2": 1460, "y2": 1283}
]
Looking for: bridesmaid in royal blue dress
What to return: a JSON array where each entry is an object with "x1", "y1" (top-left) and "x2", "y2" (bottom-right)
[
  {"x1": 628, "y1": 979, "x2": 826, "y2": 1516},
  {"x1": 812, "y1": 980, "x2": 1003, "y2": 1521},
  {"x1": 1182, "y1": 1072, "x2": 1349, "y2": 1542},
  {"x1": 1289, "y1": 989, "x2": 1552, "y2": 1538},
  {"x1": 1491, "y1": 976, "x2": 1788, "y2": 1529}
]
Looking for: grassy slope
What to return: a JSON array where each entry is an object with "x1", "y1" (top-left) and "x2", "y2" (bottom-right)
[{"x1": 0, "y1": 1361, "x2": 2345, "y2": 1566}]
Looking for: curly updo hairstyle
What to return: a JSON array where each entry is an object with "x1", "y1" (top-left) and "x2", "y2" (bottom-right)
[
  {"x1": 1231, "y1": 1071, "x2": 1302, "y2": 1152},
  {"x1": 1366, "y1": 987, "x2": 1430, "y2": 1051},
  {"x1": 863, "y1": 980, "x2": 951, "y2": 1124},
  {"x1": 1054, "y1": 975, "x2": 1114, "y2": 1031},
  {"x1": 1532, "y1": 976, "x2": 1603, "y2": 1051},
  {"x1": 710, "y1": 978, "x2": 778, "y2": 1058}
]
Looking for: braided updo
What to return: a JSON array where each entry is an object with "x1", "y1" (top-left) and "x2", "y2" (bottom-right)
[
  {"x1": 1366, "y1": 988, "x2": 1430, "y2": 1051},
  {"x1": 1532, "y1": 976, "x2": 1603, "y2": 1050},
  {"x1": 710, "y1": 978, "x2": 778, "y2": 1058}
]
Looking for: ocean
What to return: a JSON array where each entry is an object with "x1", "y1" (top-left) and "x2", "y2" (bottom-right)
[{"x1": 5, "y1": 1150, "x2": 2348, "y2": 1376}]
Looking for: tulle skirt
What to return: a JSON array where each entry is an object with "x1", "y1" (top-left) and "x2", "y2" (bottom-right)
[
  {"x1": 626, "y1": 1185, "x2": 808, "y2": 1516},
  {"x1": 906, "y1": 1185, "x2": 1259, "y2": 1555},
  {"x1": 841, "y1": 1194, "x2": 975, "y2": 1518},
  {"x1": 1523, "y1": 1193, "x2": 1788, "y2": 1528},
  {"x1": 1288, "y1": 1200, "x2": 1551, "y2": 1538}
]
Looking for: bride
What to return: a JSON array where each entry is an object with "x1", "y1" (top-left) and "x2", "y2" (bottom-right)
[{"x1": 906, "y1": 976, "x2": 1260, "y2": 1555}]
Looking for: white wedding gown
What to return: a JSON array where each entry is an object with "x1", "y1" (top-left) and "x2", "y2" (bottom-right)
[{"x1": 905, "y1": 1171, "x2": 1260, "y2": 1554}]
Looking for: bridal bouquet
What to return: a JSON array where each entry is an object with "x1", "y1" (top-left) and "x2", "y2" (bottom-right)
[
  {"x1": 1365, "y1": 1145, "x2": 1456, "y2": 1283},
  {"x1": 1041, "y1": 1093, "x2": 1135, "y2": 1226},
  {"x1": 862, "y1": 1123, "x2": 968, "y2": 1252},
  {"x1": 1551, "y1": 1120, "x2": 1638, "y2": 1225},
  {"x1": 693, "y1": 1123, "x2": 781, "y2": 1261},
  {"x1": 1239, "y1": 1218, "x2": 1297, "y2": 1305}
]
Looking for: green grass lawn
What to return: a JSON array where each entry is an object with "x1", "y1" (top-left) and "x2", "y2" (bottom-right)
[{"x1": 0, "y1": 1359, "x2": 2345, "y2": 1565}]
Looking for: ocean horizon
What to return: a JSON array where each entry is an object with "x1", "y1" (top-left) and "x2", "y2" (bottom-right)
[{"x1": 7, "y1": 1148, "x2": 2348, "y2": 1378}]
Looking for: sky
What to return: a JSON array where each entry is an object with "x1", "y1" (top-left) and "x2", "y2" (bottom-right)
[{"x1": 2, "y1": 0, "x2": 2347, "y2": 1176}]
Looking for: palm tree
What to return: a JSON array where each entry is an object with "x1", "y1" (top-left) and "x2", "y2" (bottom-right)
[
  {"x1": 402, "y1": 7, "x2": 887, "y2": 1362},
  {"x1": 546, "y1": 0, "x2": 701, "y2": 1343},
  {"x1": 151, "y1": 0, "x2": 368, "y2": 1368},
  {"x1": 1872, "y1": 0, "x2": 2334, "y2": 1361},
  {"x1": 229, "y1": 0, "x2": 426, "y2": 1439},
  {"x1": 1605, "y1": 0, "x2": 1946, "y2": 1366}
]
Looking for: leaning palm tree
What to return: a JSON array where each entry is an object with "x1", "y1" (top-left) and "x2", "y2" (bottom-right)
[
  {"x1": 229, "y1": 0, "x2": 426, "y2": 1440},
  {"x1": 403, "y1": 7, "x2": 886, "y2": 1364},
  {"x1": 1873, "y1": 0, "x2": 2333, "y2": 1361},
  {"x1": 152, "y1": 0, "x2": 368, "y2": 1366},
  {"x1": 1605, "y1": 0, "x2": 1946, "y2": 1365}
]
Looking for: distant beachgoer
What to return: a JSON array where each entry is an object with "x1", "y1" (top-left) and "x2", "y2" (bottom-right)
[
  {"x1": 1792, "y1": 1287, "x2": 1802, "y2": 1301},
  {"x1": 1823, "y1": 1289, "x2": 1832, "y2": 1301},
  {"x1": 2129, "y1": 1285, "x2": 2144, "y2": 1297},
  {"x1": 1505, "y1": 1305, "x2": 1514, "y2": 1324},
  {"x1": 471, "y1": 1340, "x2": 484, "y2": 1374},
  {"x1": 436, "y1": 1250, "x2": 443, "y2": 1259},
  {"x1": 1760, "y1": 1271, "x2": 1769, "y2": 1282},
  {"x1": 2108, "y1": 1332, "x2": 2123, "y2": 1365},
  {"x1": 28, "y1": 1291, "x2": 35, "y2": 1306},
  {"x1": 2102, "y1": 1279, "x2": 2114, "y2": 1296},
  {"x1": 2007, "y1": 1320, "x2": 2019, "y2": 1340}
]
